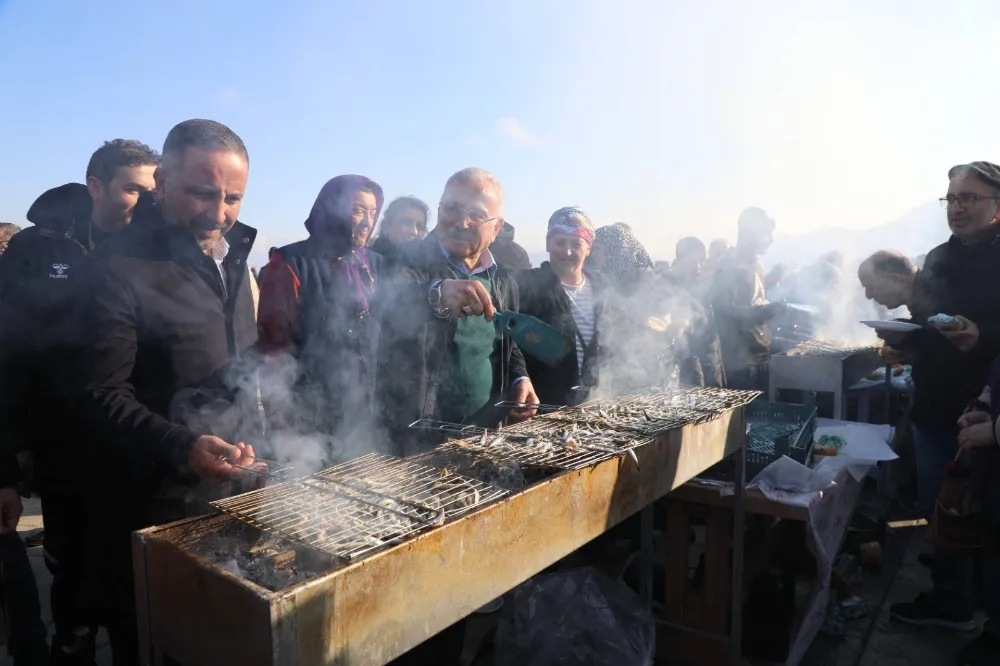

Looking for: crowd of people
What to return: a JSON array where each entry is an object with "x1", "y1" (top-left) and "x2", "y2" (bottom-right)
[{"x1": 0, "y1": 118, "x2": 998, "y2": 666}]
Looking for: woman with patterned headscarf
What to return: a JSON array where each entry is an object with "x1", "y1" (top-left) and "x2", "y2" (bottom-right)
[
  {"x1": 588, "y1": 223, "x2": 725, "y2": 390},
  {"x1": 257, "y1": 174, "x2": 386, "y2": 463},
  {"x1": 517, "y1": 207, "x2": 608, "y2": 405},
  {"x1": 587, "y1": 223, "x2": 655, "y2": 294}
]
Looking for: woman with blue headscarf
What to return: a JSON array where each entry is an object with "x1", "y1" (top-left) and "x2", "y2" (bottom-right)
[{"x1": 517, "y1": 207, "x2": 609, "y2": 405}]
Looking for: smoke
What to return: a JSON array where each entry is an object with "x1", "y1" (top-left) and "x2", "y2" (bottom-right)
[
  {"x1": 251, "y1": 348, "x2": 391, "y2": 476},
  {"x1": 768, "y1": 258, "x2": 884, "y2": 346},
  {"x1": 593, "y1": 282, "x2": 709, "y2": 396}
]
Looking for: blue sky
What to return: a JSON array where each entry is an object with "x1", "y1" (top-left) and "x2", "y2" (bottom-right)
[{"x1": 3, "y1": 0, "x2": 1000, "y2": 268}]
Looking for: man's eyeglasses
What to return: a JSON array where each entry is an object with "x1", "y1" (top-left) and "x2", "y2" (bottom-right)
[
  {"x1": 438, "y1": 203, "x2": 499, "y2": 226},
  {"x1": 939, "y1": 194, "x2": 1000, "y2": 209}
]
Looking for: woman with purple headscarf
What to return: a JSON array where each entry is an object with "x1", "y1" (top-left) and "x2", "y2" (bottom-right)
[{"x1": 258, "y1": 175, "x2": 386, "y2": 462}]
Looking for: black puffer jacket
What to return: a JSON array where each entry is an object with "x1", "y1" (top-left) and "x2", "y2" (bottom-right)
[
  {"x1": 260, "y1": 239, "x2": 385, "y2": 454},
  {"x1": 376, "y1": 237, "x2": 528, "y2": 454},
  {"x1": 0, "y1": 183, "x2": 103, "y2": 492},
  {"x1": 70, "y1": 192, "x2": 261, "y2": 526},
  {"x1": 516, "y1": 263, "x2": 608, "y2": 406},
  {"x1": 489, "y1": 222, "x2": 532, "y2": 272},
  {"x1": 895, "y1": 233, "x2": 1000, "y2": 433}
]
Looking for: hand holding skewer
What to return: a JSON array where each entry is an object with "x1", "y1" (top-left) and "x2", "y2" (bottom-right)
[
  {"x1": 508, "y1": 379, "x2": 539, "y2": 421},
  {"x1": 189, "y1": 436, "x2": 265, "y2": 485}
]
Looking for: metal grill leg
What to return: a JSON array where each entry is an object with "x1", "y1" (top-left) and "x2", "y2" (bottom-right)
[
  {"x1": 640, "y1": 504, "x2": 654, "y2": 609},
  {"x1": 730, "y1": 444, "x2": 746, "y2": 666}
]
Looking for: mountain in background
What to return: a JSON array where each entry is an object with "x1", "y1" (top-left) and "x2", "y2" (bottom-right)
[
  {"x1": 522, "y1": 201, "x2": 949, "y2": 270},
  {"x1": 765, "y1": 201, "x2": 948, "y2": 269}
]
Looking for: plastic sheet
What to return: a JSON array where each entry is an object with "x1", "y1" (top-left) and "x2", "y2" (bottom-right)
[{"x1": 495, "y1": 567, "x2": 655, "y2": 666}]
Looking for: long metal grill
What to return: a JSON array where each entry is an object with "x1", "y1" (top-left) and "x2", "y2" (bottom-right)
[
  {"x1": 549, "y1": 386, "x2": 761, "y2": 433},
  {"x1": 212, "y1": 452, "x2": 507, "y2": 561},
  {"x1": 439, "y1": 386, "x2": 759, "y2": 471},
  {"x1": 782, "y1": 340, "x2": 879, "y2": 358}
]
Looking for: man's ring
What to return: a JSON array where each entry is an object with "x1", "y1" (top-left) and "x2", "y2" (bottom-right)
[{"x1": 461, "y1": 305, "x2": 473, "y2": 315}]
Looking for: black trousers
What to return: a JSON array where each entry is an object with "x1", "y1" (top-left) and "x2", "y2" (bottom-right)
[
  {"x1": 42, "y1": 491, "x2": 98, "y2": 666},
  {"x1": 0, "y1": 531, "x2": 49, "y2": 665}
]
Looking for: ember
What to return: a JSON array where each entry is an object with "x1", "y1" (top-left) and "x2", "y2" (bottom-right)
[{"x1": 177, "y1": 518, "x2": 337, "y2": 591}]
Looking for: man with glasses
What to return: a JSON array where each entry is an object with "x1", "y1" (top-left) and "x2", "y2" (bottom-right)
[
  {"x1": 375, "y1": 168, "x2": 538, "y2": 664},
  {"x1": 378, "y1": 168, "x2": 538, "y2": 455},
  {"x1": 884, "y1": 161, "x2": 1000, "y2": 666}
]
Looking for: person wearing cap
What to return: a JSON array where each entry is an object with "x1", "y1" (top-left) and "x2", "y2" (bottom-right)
[
  {"x1": 488, "y1": 221, "x2": 532, "y2": 272},
  {"x1": 516, "y1": 207, "x2": 608, "y2": 406},
  {"x1": 884, "y1": 161, "x2": 1000, "y2": 665}
]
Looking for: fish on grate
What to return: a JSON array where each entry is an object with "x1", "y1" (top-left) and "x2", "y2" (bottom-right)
[
  {"x1": 783, "y1": 340, "x2": 880, "y2": 358},
  {"x1": 212, "y1": 453, "x2": 507, "y2": 561},
  {"x1": 435, "y1": 386, "x2": 758, "y2": 473}
]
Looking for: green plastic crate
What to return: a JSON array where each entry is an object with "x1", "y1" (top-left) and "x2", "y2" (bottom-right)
[
  {"x1": 701, "y1": 394, "x2": 818, "y2": 482},
  {"x1": 745, "y1": 397, "x2": 818, "y2": 474}
]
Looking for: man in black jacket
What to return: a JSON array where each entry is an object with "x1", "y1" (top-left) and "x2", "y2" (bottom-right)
[
  {"x1": 378, "y1": 168, "x2": 537, "y2": 456},
  {"x1": 70, "y1": 119, "x2": 262, "y2": 664},
  {"x1": 0, "y1": 139, "x2": 159, "y2": 665},
  {"x1": 377, "y1": 169, "x2": 536, "y2": 666},
  {"x1": 884, "y1": 162, "x2": 1000, "y2": 665}
]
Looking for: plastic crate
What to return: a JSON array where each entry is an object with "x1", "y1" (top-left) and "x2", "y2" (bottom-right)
[
  {"x1": 745, "y1": 398, "x2": 818, "y2": 473},
  {"x1": 701, "y1": 394, "x2": 818, "y2": 482}
]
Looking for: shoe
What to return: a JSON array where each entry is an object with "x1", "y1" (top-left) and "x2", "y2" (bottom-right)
[
  {"x1": 890, "y1": 594, "x2": 976, "y2": 631},
  {"x1": 956, "y1": 632, "x2": 1000, "y2": 666}
]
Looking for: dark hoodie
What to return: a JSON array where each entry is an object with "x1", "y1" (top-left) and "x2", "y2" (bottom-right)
[
  {"x1": 0, "y1": 183, "x2": 101, "y2": 490},
  {"x1": 257, "y1": 175, "x2": 387, "y2": 457},
  {"x1": 489, "y1": 222, "x2": 531, "y2": 272}
]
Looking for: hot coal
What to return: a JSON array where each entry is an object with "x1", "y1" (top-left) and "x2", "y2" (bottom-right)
[{"x1": 187, "y1": 522, "x2": 336, "y2": 591}]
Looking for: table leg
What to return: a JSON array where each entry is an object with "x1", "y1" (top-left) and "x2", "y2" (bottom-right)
[
  {"x1": 730, "y1": 445, "x2": 746, "y2": 666},
  {"x1": 640, "y1": 504, "x2": 654, "y2": 609}
]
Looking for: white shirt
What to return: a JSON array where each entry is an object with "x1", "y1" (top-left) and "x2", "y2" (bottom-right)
[
  {"x1": 208, "y1": 237, "x2": 231, "y2": 295},
  {"x1": 561, "y1": 278, "x2": 595, "y2": 371}
]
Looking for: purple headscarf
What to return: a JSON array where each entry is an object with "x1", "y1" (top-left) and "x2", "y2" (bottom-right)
[{"x1": 305, "y1": 174, "x2": 384, "y2": 311}]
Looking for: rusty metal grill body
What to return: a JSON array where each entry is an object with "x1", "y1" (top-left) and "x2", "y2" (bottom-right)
[
  {"x1": 769, "y1": 340, "x2": 882, "y2": 420},
  {"x1": 133, "y1": 388, "x2": 750, "y2": 666},
  {"x1": 212, "y1": 452, "x2": 506, "y2": 562}
]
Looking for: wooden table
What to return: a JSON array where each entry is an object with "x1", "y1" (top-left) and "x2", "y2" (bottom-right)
[{"x1": 658, "y1": 467, "x2": 864, "y2": 666}]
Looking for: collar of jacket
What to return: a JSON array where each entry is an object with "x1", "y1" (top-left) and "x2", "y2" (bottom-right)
[
  {"x1": 537, "y1": 261, "x2": 607, "y2": 290},
  {"x1": 437, "y1": 239, "x2": 498, "y2": 279},
  {"x1": 947, "y1": 226, "x2": 1000, "y2": 253},
  {"x1": 132, "y1": 192, "x2": 257, "y2": 265}
]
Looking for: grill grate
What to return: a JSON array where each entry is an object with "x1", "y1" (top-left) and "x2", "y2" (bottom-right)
[
  {"x1": 441, "y1": 386, "x2": 759, "y2": 471},
  {"x1": 545, "y1": 386, "x2": 760, "y2": 432},
  {"x1": 212, "y1": 452, "x2": 507, "y2": 561},
  {"x1": 782, "y1": 340, "x2": 879, "y2": 358}
]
